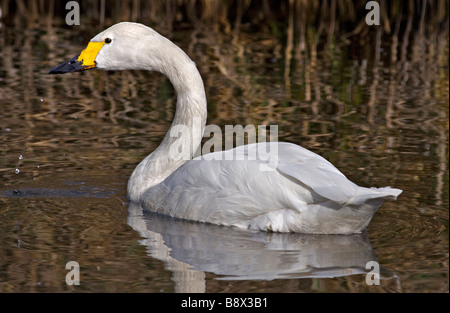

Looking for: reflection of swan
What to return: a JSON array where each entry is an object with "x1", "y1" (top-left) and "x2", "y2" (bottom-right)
[
  {"x1": 128, "y1": 203, "x2": 402, "y2": 292},
  {"x1": 50, "y1": 22, "x2": 402, "y2": 234}
]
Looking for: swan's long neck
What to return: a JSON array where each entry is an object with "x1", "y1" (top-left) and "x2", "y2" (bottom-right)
[{"x1": 127, "y1": 38, "x2": 207, "y2": 202}]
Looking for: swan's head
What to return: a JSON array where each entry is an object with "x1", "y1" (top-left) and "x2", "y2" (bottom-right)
[{"x1": 49, "y1": 22, "x2": 172, "y2": 74}]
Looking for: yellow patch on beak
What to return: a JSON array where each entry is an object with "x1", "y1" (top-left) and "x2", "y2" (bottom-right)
[{"x1": 77, "y1": 41, "x2": 105, "y2": 69}]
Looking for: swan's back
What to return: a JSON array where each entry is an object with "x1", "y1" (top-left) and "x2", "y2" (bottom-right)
[{"x1": 141, "y1": 142, "x2": 402, "y2": 234}]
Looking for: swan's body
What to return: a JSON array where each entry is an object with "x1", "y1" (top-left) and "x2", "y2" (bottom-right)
[{"x1": 50, "y1": 22, "x2": 402, "y2": 234}]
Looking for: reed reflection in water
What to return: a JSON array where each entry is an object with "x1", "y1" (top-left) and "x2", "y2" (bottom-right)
[{"x1": 0, "y1": 0, "x2": 448, "y2": 292}]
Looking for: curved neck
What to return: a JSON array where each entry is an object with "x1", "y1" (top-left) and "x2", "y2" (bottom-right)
[{"x1": 127, "y1": 42, "x2": 207, "y2": 202}]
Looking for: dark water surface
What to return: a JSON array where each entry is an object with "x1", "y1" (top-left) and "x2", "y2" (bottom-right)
[{"x1": 0, "y1": 6, "x2": 448, "y2": 292}]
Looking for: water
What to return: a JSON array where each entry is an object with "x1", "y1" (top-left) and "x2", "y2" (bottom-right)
[{"x1": 0, "y1": 8, "x2": 448, "y2": 292}]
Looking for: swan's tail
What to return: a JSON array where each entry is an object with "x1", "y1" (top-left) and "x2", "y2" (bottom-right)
[
  {"x1": 296, "y1": 186, "x2": 403, "y2": 234},
  {"x1": 350, "y1": 187, "x2": 403, "y2": 205}
]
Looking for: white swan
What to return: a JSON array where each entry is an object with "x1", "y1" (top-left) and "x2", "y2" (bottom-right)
[{"x1": 50, "y1": 22, "x2": 402, "y2": 234}]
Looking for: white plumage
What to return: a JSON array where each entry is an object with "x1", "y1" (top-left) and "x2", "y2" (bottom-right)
[
  {"x1": 142, "y1": 142, "x2": 401, "y2": 233},
  {"x1": 50, "y1": 22, "x2": 402, "y2": 234}
]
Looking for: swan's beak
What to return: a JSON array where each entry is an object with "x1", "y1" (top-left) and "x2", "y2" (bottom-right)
[{"x1": 49, "y1": 41, "x2": 104, "y2": 74}]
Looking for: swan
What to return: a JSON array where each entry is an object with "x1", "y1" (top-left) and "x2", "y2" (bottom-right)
[{"x1": 49, "y1": 22, "x2": 402, "y2": 234}]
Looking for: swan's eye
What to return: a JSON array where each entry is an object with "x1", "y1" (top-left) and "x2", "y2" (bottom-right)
[{"x1": 104, "y1": 38, "x2": 112, "y2": 44}]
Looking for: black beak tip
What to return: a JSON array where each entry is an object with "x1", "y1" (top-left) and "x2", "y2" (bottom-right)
[
  {"x1": 49, "y1": 55, "x2": 87, "y2": 74},
  {"x1": 48, "y1": 67, "x2": 65, "y2": 75}
]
